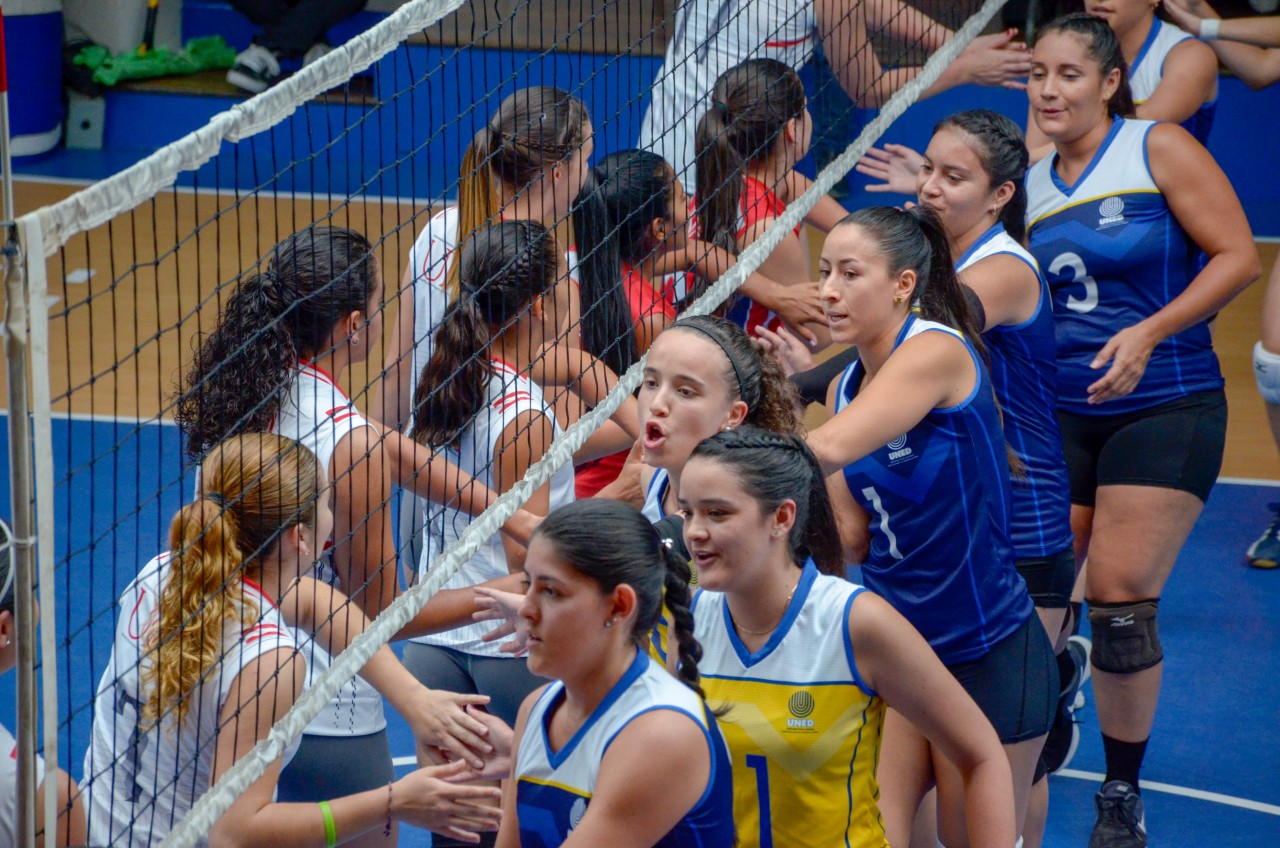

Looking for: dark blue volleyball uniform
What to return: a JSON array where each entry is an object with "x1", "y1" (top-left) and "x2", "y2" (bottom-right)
[
  {"x1": 956, "y1": 224, "x2": 1074, "y2": 561},
  {"x1": 1026, "y1": 118, "x2": 1223, "y2": 417},
  {"x1": 835, "y1": 315, "x2": 1034, "y2": 665}
]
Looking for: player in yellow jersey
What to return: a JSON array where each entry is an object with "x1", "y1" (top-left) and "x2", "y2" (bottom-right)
[{"x1": 679, "y1": 426, "x2": 1016, "y2": 848}]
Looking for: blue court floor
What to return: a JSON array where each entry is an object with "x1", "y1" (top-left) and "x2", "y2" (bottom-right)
[{"x1": 1, "y1": 415, "x2": 1277, "y2": 846}]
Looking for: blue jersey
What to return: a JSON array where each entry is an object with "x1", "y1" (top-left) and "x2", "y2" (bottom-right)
[
  {"x1": 835, "y1": 316, "x2": 1033, "y2": 665},
  {"x1": 514, "y1": 651, "x2": 735, "y2": 848},
  {"x1": 1129, "y1": 19, "x2": 1215, "y2": 146},
  {"x1": 1026, "y1": 118, "x2": 1223, "y2": 415},
  {"x1": 956, "y1": 224, "x2": 1073, "y2": 560}
]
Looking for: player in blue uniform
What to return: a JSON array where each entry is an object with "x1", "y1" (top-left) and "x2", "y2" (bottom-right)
[
  {"x1": 680, "y1": 426, "x2": 1016, "y2": 848},
  {"x1": 496, "y1": 499, "x2": 735, "y2": 848},
  {"x1": 804, "y1": 205, "x2": 1057, "y2": 846},
  {"x1": 1026, "y1": 15, "x2": 1259, "y2": 846}
]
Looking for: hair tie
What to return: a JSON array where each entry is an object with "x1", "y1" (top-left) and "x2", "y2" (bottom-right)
[
  {"x1": 205, "y1": 492, "x2": 225, "y2": 508},
  {"x1": 712, "y1": 101, "x2": 731, "y2": 120},
  {"x1": 674, "y1": 322, "x2": 747, "y2": 402}
]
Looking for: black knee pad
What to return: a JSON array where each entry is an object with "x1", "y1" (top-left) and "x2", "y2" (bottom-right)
[{"x1": 1087, "y1": 599, "x2": 1163, "y2": 674}]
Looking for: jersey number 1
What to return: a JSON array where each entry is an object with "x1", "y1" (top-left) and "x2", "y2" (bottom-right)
[{"x1": 745, "y1": 754, "x2": 774, "y2": 847}]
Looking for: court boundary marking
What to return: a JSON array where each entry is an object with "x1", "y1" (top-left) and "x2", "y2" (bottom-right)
[{"x1": 1056, "y1": 769, "x2": 1280, "y2": 816}]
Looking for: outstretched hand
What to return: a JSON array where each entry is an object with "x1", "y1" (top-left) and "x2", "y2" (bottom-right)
[
  {"x1": 855, "y1": 144, "x2": 925, "y2": 195},
  {"x1": 393, "y1": 760, "x2": 503, "y2": 841},
  {"x1": 405, "y1": 688, "x2": 496, "y2": 770},
  {"x1": 475, "y1": 587, "x2": 529, "y2": 656},
  {"x1": 955, "y1": 29, "x2": 1031, "y2": 91}
]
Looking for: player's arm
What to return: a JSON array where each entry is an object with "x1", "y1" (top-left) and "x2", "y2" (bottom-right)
[
  {"x1": 1165, "y1": 0, "x2": 1280, "y2": 88},
  {"x1": 1133, "y1": 39, "x2": 1218, "y2": 126},
  {"x1": 496, "y1": 410, "x2": 556, "y2": 574},
  {"x1": 961, "y1": 254, "x2": 1041, "y2": 331},
  {"x1": 331, "y1": 426, "x2": 397, "y2": 617},
  {"x1": 808, "y1": 331, "x2": 975, "y2": 474},
  {"x1": 560, "y1": 710, "x2": 712, "y2": 847},
  {"x1": 1083, "y1": 123, "x2": 1260, "y2": 405},
  {"x1": 847, "y1": 592, "x2": 1015, "y2": 848},
  {"x1": 376, "y1": 259, "x2": 418, "y2": 433}
]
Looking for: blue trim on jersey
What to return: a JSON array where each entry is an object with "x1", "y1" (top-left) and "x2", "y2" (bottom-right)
[
  {"x1": 1129, "y1": 19, "x2": 1162, "y2": 81},
  {"x1": 602, "y1": 704, "x2": 721, "y2": 813},
  {"x1": 840, "y1": 588, "x2": 877, "y2": 698},
  {"x1": 647, "y1": 471, "x2": 669, "y2": 519},
  {"x1": 541, "y1": 650, "x2": 649, "y2": 769},
  {"x1": 723, "y1": 560, "x2": 818, "y2": 667},
  {"x1": 844, "y1": 698, "x2": 879, "y2": 848},
  {"x1": 994, "y1": 254, "x2": 1047, "y2": 332},
  {"x1": 1141, "y1": 121, "x2": 1154, "y2": 179},
  {"x1": 701, "y1": 672, "x2": 867, "y2": 687},
  {"x1": 1050, "y1": 117, "x2": 1125, "y2": 196},
  {"x1": 954, "y1": 223, "x2": 1005, "y2": 270},
  {"x1": 933, "y1": 328, "x2": 983, "y2": 413}
]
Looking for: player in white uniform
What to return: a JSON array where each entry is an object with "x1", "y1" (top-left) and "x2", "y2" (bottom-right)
[
  {"x1": 496, "y1": 499, "x2": 734, "y2": 848},
  {"x1": 678, "y1": 426, "x2": 1016, "y2": 848},
  {"x1": 638, "y1": 0, "x2": 1032, "y2": 187},
  {"x1": 1027, "y1": 16, "x2": 1258, "y2": 845},
  {"x1": 81, "y1": 434, "x2": 502, "y2": 848},
  {"x1": 0, "y1": 551, "x2": 86, "y2": 847}
]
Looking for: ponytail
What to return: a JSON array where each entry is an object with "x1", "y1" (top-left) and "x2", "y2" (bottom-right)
[
  {"x1": 659, "y1": 541, "x2": 704, "y2": 698},
  {"x1": 177, "y1": 226, "x2": 377, "y2": 461},
  {"x1": 694, "y1": 59, "x2": 806, "y2": 254},
  {"x1": 689, "y1": 427, "x2": 845, "y2": 576},
  {"x1": 411, "y1": 220, "x2": 560, "y2": 448},
  {"x1": 534, "y1": 500, "x2": 706, "y2": 694},
  {"x1": 572, "y1": 160, "x2": 641, "y2": 375},
  {"x1": 142, "y1": 434, "x2": 320, "y2": 727},
  {"x1": 447, "y1": 126, "x2": 499, "y2": 300}
]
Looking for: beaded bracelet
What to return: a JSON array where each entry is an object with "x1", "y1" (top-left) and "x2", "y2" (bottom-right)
[{"x1": 385, "y1": 781, "x2": 394, "y2": 837}]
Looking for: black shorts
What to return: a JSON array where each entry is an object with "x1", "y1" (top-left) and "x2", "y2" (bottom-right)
[
  {"x1": 1057, "y1": 388, "x2": 1227, "y2": 506},
  {"x1": 1016, "y1": 547, "x2": 1076, "y2": 610},
  {"x1": 947, "y1": 616, "x2": 1058, "y2": 743},
  {"x1": 277, "y1": 728, "x2": 395, "y2": 801}
]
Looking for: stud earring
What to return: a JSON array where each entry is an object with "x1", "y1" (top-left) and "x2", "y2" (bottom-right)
[
  {"x1": 351, "y1": 335, "x2": 360, "y2": 347},
  {"x1": 894, "y1": 296, "x2": 904, "y2": 306},
  {"x1": 604, "y1": 619, "x2": 613, "y2": 629}
]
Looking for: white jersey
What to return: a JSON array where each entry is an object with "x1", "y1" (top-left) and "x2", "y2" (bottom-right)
[
  {"x1": 638, "y1": 0, "x2": 817, "y2": 184},
  {"x1": 271, "y1": 361, "x2": 386, "y2": 736},
  {"x1": 1128, "y1": 18, "x2": 1196, "y2": 104},
  {"x1": 641, "y1": 467, "x2": 671, "y2": 523},
  {"x1": 1, "y1": 723, "x2": 44, "y2": 848},
  {"x1": 82, "y1": 554, "x2": 299, "y2": 847},
  {"x1": 415, "y1": 359, "x2": 575, "y2": 655}
]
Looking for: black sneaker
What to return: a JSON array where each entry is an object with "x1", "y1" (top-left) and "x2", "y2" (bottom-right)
[
  {"x1": 1245, "y1": 503, "x2": 1280, "y2": 569},
  {"x1": 227, "y1": 43, "x2": 282, "y2": 94},
  {"x1": 1089, "y1": 780, "x2": 1147, "y2": 848}
]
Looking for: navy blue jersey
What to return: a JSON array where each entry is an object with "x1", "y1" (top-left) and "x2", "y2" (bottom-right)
[
  {"x1": 514, "y1": 651, "x2": 735, "y2": 848},
  {"x1": 1026, "y1": 118, "x2": 1223, "y2": 416},
  {"x1": 1129, "y1": 19, "x2": 1216, "y2": 146},
  {"x1": 956, "y1": 224, "x2": 1074, "y2": 560},
  {"x1": 835, "y1": 316, "x2": 1033, "y2": 665}
]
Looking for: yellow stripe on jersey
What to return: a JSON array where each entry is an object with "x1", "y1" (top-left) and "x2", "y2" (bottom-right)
[
  {"x1": 1028, "y1": 189, "x2": 1161, "y2": 229},
  {"x1": 704, "y1": 675, "x2": 887, "y2": 848},
  {"x1": 517, "y1": 775, "x2": 592, "y2": 799}
]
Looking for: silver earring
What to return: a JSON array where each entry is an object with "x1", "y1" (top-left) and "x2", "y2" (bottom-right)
[
  {"x1": 351, "y1": 336, "x2": 360, "y2": 347},
  {"x1": 604, "y1": 619, "x2": 613, "y2": 629}
]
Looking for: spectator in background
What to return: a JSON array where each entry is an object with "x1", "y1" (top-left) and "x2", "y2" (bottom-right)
[{"x1": 227, "y1": 0, "x2": 367, "y2": 94}]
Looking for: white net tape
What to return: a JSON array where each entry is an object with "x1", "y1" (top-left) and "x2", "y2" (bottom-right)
[{"x1": 157, "y1": 0, "x2": 1009, "y2": 843}]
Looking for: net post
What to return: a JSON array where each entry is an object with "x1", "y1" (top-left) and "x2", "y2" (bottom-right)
[{"x1": 4, "y1": 223, "x2": 38, "y2": 848}]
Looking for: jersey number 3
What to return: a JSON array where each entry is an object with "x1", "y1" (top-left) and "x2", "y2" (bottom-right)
[{"x1": 1049, "y1": 252, "x2": 1098, "y2": 314}]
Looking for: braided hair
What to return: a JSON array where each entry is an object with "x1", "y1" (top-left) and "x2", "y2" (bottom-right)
[
  {"x1": 689, "y1": 426, "x2": 844, "y2": 576},
  {"x1": 534, "y1": 500, "x2": 704, "y2": 696}
]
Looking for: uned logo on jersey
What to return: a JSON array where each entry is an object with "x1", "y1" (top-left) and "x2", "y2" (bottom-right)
[
  {"x1": 569, "y1": 797, "x2": 587, "y2": 830},
  {"x1": 1098, "y1": 196, "x2": 1126, "y2": 228},
  {"x1": 887, "y1": 433, "x2": 913, "y2": 463},
  {"x1": 787, "y1": 690, "x2": 816, "y2": 729}
]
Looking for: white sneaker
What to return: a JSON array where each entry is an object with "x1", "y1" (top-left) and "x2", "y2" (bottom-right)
[{"x1": 227, "y1": 43, "x2": 282, "y2": 94}]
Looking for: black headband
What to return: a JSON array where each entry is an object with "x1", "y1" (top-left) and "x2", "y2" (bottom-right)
[{"x1": 674, "y1": 322, "x2": 748, "y2": 402}]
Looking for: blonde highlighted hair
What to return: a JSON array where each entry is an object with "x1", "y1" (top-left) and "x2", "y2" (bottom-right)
[{"x1": 141, "y1": 433, "x2": 320, "y2": 727}]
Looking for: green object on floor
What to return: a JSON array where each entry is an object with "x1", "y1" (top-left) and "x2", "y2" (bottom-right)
[{"x1": 73, "y1": 36, "x2": 238, "y2": 87}]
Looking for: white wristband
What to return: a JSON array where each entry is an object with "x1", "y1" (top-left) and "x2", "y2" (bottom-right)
[{"x1": 1199, "y1": 18, "x2": 1220, "y2": 41}]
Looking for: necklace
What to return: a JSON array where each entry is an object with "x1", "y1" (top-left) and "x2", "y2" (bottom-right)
[{"x1": 732, "y1": 580, "x2": 799, "y2": 636}]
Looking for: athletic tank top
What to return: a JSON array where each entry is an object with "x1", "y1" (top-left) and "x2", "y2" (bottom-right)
[
  {"x1": 514, "y1": 650, "x2": 735, "y2": 847},
  {"x1": 270, "y1": 360, "x2": 386, "y2": 737},
  {"x1": 956, "y1": 224, "x2": 1073, "y2": 560},
  {"x1": 638, "y1": 0, "x2": 817, "y2": 184},
  {"x1": 83, "y1": 555, "x2": 299, "y2": 847},
  {"x1": 835, "y1": 316, "x2": 1032, "y2": 664},
  {"x1": 694, "y1": 562, "x2": 887, "y2": 848},
  {"x1": 642, "y1": 467, "x2": 672, "y2": 523},
  {"x1": 416, "y1": 359, "x2": 576, "y2": 655},
  {"x1": 1026, "y1": 117, "x2": 1223, "y2": 415},
  {"x1": 1128, "y1": 19, "x2": 1216, "y2": 145}
]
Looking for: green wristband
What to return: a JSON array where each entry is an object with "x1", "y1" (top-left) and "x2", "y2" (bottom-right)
[{"x1": 318, "y1": 800, "x2": 337, "y2": 848}]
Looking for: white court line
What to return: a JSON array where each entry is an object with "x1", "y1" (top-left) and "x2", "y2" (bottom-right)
[
  {"x1": 1219, "y1": 476, "x2": 1280, "y2": 488},
  {"x1": 0, "y1": 410, "x2": 179, "y2": 426},
  {"x1": 1056, "y1": 769, "x2": 1280, "y2": 816}
]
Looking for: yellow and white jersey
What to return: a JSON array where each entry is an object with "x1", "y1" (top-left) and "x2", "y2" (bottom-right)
[{"x1": 693, "y1": 561, "x2": 888, "y2": 848}]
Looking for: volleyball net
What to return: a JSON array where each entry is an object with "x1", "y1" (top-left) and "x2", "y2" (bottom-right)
[{"x1": 3, "y1": 0, "x2": 1010, "y2": 844}]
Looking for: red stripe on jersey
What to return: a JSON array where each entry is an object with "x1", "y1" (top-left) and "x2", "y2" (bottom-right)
[
  {"x1": 494, "y1": 391, "x2": 533, "y2": 413},
  {"x1": 298, "y1": 360, "x2": 350, "y2": 400},
  {"x1": 126, "y1": 588, "x2": 150, "y2": 641},
  {"x1": 242, "y1": 577, "x2": 279, "y2": 611},
  {"x1": 490, "y1": 356, "x2": 521, "y2": 377},
  {"x1": 765, "y1": 35, "x2": 812, "y2": 47}
]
